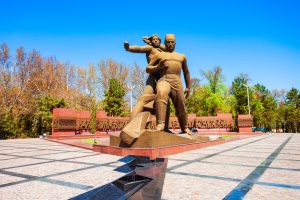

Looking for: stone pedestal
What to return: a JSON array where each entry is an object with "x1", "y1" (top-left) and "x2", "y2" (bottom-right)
[
  {"x1": 92, "y1": 131, "x2": 209, "y2": 159},
  {"x1": 111, "y1": 130, "x2": 209, "y2": 148},
  {"x1": 238, "y1": 114, "x2": 253, "y2": 134},
  {"x1": 239, "y1": 127, "x2": 253, "y2": 134}
]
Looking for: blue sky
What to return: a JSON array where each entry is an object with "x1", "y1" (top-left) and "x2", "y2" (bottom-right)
[{"x1": 1, "y1": 0, "x2": 299, "y2": 90}]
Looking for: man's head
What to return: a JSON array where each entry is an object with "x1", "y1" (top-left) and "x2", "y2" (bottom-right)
[{"x1": 164, "y1": 34, "x2": 176, "y2": 52}]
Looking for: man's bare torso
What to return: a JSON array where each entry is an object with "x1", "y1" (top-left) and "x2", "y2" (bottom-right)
[{"x1": 152, "y1": 51, "x2": 186, "y2": 76}]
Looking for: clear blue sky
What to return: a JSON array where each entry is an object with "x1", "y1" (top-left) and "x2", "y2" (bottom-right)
[{"x1": 1, "y1": 0, "x2": 299, "y2": 90}]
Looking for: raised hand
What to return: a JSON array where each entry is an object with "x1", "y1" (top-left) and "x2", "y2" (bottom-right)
[
  {"x1": 158, "y1": 59, "x2": 168, "y2": 70},
  {"x1": 142, "y1": 37, "x2": 151, "y2": 45},
  {"x1": 124, "y1": 41, "x2": 129, "y2": 51}
]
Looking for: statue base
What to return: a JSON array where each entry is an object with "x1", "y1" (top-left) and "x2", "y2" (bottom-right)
[
  {"x1": 92, "y1": 131, "x2": 218, "y2": 159},
  {"x1": 110, "y1": 130, "x2": 209, "y2": 148}
]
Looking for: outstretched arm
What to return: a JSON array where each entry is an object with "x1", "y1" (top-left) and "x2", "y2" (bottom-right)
[
  {"x1": 182, "y1": 56, "x2": 191, "y2": 97},
  {"x1": 124, "y1": 42, "x2": 153, "y2": 53}
]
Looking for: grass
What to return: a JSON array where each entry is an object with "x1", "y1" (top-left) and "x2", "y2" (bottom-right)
[
  {"x1": 81, "y1": 138, "x2": 100, "y2": 145},
  {"x1": 220, "y1": 135, "x2": 234, "y2": 139}
]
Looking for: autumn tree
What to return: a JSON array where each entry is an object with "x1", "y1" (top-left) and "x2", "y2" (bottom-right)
[
  {"x1": 98, "y1": 59, "x2": 129, "y2": 93},
  {"x1": 128, "y1": 63, "x2": 146, "y2": 102}
]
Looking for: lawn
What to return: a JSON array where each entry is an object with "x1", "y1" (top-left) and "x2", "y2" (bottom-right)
[
  {"x1": 220, "y1": 135, "x2": 234, "y2": 139},
  {"x1": 81, "y1": 138, "x2": 100, "y2": 145}
]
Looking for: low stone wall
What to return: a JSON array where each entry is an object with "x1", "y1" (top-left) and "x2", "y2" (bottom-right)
[
  {"x1": 53, "y1": 108, "x2": 97, "y2": 135},
  {"x1": 52, "y1": 108, "x2": 253, "y2": 135}
]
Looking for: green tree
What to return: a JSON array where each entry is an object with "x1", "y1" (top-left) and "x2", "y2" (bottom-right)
[
  {"x1": 252, "y1": 84, "x2": 277, "y2": 130},
  {"x1": 186, "y1": 85, "x2": 207, "y2": 116},
  {"x1": 89, "y1": 97, "x2": 97, "y2": 134},
  {"x1": 285, "y1": 88, "x2": 300, "y2": 132},
  {"x1": 286, "y1": 88, "x2": 299, "y2": 108},
  {"x1": 0, "y1": 112, "x2": 18, "y2": 139},
  {"x1": 276, "y1": 102, "x2": 287, "y2": 132},
  {"x1": 35, "y1": 96, "x2": 66, "y2": 135},
  {"x1": 103, "y1": 78, "x2": 126, "y2": 116},
  {"x1": 200, "y1": 67, "x2": 232, "y2": 115},
  {"x1": 201, "y1": 66, "x2": 224, "y2": 94},
  {"x1": 231, "y1": 73, "x2": 252, "y2": 115},
  {"x1": 186, "y1": 68, "x2": 234, "y2": 116},
  {"x1": 231, "y1": 73, "x2": 253, "y2": 131}
]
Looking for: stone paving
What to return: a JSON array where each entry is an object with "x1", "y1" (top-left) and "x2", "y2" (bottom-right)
[{"x1": 0, "y1": 133, "x2": 299, "y2": 199}]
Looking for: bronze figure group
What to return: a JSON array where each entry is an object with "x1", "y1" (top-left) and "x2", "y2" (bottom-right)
[{"x1": 124, "y1": 33, "x2": 192, "y2": 137}]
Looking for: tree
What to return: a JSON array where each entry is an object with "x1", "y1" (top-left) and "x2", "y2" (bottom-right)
[
  {"x1": 198, "y1": 67, "x2": 232, "y2": 115},
  {"x1": 103, "y1": 78, "x2": 126, "y2": 116},
  {"x1": 201, "y1": 66, "x2": 224, "y2": 94},
  {"x1": 35, "y1": 96, "x2": 66, "y2": 135},
  {"x1": 251, "y1": 84, "x2": 277, "y2": 130},
  {"x1": 286, "y1": 88, "x2": 299, "y2": 108},
  {"x1": 128, "y1": 63, "x2": 147, "y2": 102},
  {"x1": 98, "y1": 59, "x2": 129, "y2": 92},
  {"x1": 186, "y1": 68, "x2": 234, "y2": 116},
  {"x1": 186, "y1": 84, "x2": 206, "y2": 116},
  {"x1": 272, "y1": 89, "x2": 287, "y2": 103},
  {"x1": 231, "y1": 73, "x2": 252, "y2": 115},
  {"x1": 0, "y1": 111, "x2": 18, "y2": 139},
  {"x1": 0, "y1": 44, "x2": 75, "y2": 138},
  {"x1": 285, "y1": 88, "x2": 300, "y2": 132}
]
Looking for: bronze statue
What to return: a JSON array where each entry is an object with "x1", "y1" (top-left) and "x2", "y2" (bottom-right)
[
  {"x1": 120, "y1": 34, "x2": 192, "y2": 146},
  {"x1": 147, "y1": 34, "x2": 192, "y2": 134}
]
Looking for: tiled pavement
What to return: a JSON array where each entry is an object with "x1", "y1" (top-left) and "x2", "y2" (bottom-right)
[{"x1": 0, "y1": 133, "x2": 299, "y2": 199}]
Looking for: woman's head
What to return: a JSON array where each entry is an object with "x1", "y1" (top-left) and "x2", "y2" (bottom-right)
[{"x1": 143, "y1": 34, "x2": 161, "y2": 47}]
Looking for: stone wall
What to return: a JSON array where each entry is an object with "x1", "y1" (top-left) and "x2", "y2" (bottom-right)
[
  {"x1": 52, "y1": 108, "x2": 253, "y2": 135},
  {"x1": 237, "y1": 114, "x2": 253, "y2": 133}
]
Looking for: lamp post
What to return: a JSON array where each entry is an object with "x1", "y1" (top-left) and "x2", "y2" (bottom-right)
[
  {"x1": 243, "y1": 83, "x2": 251, "y2": 115},
  {"x1": 128, "y1": 85, "x2": 135, "y2": 112}
]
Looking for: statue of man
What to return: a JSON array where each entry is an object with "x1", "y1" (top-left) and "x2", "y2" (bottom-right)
[{"x1": 147, "y1": 34, "x2": 192, "y2": 134}]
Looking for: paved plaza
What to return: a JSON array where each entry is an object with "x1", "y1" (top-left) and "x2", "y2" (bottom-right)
[{"x1": 0, "y1": 133, "x2": 299, "y2": 199}]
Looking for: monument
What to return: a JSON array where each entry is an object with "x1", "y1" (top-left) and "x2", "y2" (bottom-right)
[{"x1": 111, "y1": 34, "x2": 208, "y2": 148}]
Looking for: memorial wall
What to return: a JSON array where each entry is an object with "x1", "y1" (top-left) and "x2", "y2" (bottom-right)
[{"x1": 52, "y1": 108, "x2": 253, "y2": 135}]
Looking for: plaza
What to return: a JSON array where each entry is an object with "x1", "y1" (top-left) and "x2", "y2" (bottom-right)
[{"x1": 0, "y1": 133, "x2": 299, "y2": 199}]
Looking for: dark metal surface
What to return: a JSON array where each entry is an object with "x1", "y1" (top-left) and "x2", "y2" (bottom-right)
[{"x1": 70, "y1": 156, "x2": 168, "y2": 200}]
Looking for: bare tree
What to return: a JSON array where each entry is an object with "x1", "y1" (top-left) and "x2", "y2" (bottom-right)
[
  {"x1": 98, "y1": 59, "x2": 129, "y2": 91},
  {"x1": 272, "y1": 89, "x2": 287, "y2": 104}
]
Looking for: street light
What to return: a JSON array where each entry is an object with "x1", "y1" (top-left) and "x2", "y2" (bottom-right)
[
  {"x1": 243, "y1": 83, "x2": 251, "y2": 115},
  {"x1": 128, "y1": 85, "x2": 135, "y2": 112}
]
